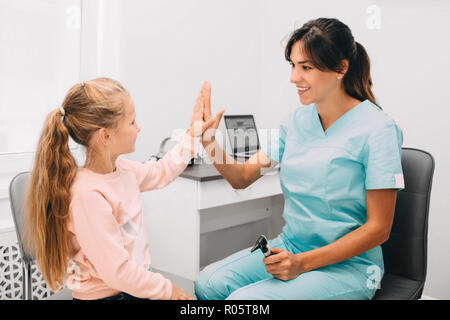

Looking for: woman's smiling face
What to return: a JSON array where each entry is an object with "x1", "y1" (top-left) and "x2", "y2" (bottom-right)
[{"x1": 289, "y1": 40, "x2": 343, "y2": 105}]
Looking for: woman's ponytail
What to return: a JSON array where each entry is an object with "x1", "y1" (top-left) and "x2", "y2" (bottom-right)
[
  {"x1": 343, "y1": 41, "x2": 379, "y2": 108},
  {"x1": 24, "y1": 107, "x2": 77, "y2": 291}
]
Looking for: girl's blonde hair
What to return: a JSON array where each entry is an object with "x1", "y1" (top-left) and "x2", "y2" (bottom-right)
[{"x1": 24, "y1": 77, "x2": 128, "y2": 290}]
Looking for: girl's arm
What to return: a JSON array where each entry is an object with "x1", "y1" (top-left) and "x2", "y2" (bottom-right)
[
  {"x1": 70, "y1": 191, "x2": 174, "y2": 299},
  {"x1": 127, "y1": 82, "x2": 220, "y2": 191},
  {"x1": 128, "y1": 132, "x2": 200, "y2": 191}
]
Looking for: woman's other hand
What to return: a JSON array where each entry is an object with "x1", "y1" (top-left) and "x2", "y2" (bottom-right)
[
  {"x1": 263, "y1": 247, "x2": 305, "y2": 281},
  {"x1": 200, "y1": 81, "x2": 225, "y2": 144}
]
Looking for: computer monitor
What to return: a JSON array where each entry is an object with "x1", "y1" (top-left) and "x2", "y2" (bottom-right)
[{"x1": 224, "y1": 115, "x2": 260, "y2": 158}]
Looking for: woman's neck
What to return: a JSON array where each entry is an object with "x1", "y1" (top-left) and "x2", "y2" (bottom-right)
[{"x1": 315, "y1": 89, "x2": 361, "y2": 132}]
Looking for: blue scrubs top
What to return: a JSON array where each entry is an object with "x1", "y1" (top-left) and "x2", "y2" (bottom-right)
[{"x1": 263, "y1": 99, "x2": 404, "y2": 273}]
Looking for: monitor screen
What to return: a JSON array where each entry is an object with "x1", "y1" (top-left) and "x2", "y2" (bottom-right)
[{"x1": 224, "y1": 115, "x2": 259, "y2": 153}]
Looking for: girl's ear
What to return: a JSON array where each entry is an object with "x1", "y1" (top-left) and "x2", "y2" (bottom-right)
[{"x1": 98, "y1": 128, "x2": 111, "y2": 146}]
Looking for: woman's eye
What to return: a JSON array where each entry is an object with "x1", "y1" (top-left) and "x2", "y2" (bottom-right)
[{"x1": 302, "y1": 65, "x2": 312, "y2": 70}]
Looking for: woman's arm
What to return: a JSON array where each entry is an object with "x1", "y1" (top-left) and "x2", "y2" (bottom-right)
[
  {"x1": 200, "y1": 81, "x2": 277, "y2": 189},
  {"x1": 264, "y1": 189, "x2": 397, "y2": 280},
  {"x1": 202, "y1": 139, "x2": 275, "y2": 189},
  {"x1": 300, "y1": 189, "x2": 396, "y2": 271}
]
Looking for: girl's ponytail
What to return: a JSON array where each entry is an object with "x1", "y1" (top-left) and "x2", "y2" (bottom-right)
[{"x1": 25, "y1": 107, "x2": 77, "y2": 291}]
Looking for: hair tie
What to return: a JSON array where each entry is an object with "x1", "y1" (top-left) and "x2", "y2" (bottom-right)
[{"x1": 59, "y1": 106, "x2": 66, "y2": 117}]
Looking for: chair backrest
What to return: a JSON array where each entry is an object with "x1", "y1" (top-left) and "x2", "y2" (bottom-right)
[
  {"x1": 381, "y1": 148, "x2": 435, "y2": 281},
  {"x1": 9, "y1": 171, "x2": 34, "y2": 265}
]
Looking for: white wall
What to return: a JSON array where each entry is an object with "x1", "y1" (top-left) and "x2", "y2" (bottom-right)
[
  {"x1": 88, "y1": 0, "x2": 449, "y2": 299},
  {"x1": 1, "y1": 0, "x2": 448, "y2": 299},
  {"x1": 81, "y1": 0, "x2": 263, "y2": 161},
  {"x1": 0, "y1": 0, "x2": 81, "y2": 153},
  {"x1": 0, "y1": 0, "x2": 82, "y2": 233}
]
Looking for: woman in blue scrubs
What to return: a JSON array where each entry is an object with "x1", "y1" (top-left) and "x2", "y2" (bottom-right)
[{"x1": 194, "y1": 17, "x2": 404, "y2": 300}]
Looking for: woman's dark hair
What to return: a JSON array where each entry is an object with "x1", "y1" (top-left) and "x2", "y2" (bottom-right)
[{"x1": 285, "y1": 18, "x2": 380, "y2": 108}]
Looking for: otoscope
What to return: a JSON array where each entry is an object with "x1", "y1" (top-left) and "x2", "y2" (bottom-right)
[{"x1": 250, "y1": 235, "x2": 272, "y2": 257}]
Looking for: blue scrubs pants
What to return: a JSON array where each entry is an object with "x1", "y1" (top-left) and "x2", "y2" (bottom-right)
[{"x1": 194, "y1": 235, "x2": 377, "y2": 300}]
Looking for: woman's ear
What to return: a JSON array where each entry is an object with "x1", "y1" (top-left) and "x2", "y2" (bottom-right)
[{"x1": 337, "y1": 59, "x2": 349, "y2": 79}]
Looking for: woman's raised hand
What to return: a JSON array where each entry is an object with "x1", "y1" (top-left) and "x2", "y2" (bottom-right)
[
  {"x1": 187, "y1": 82, "x2": 224, "y2": 138},
  {"x1": 200, "y1": 82, "x2": 225, "y2": 144}
]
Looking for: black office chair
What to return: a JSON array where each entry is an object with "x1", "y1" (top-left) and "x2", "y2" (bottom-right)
[
  {"x1": 373, "y1": 148, "x2": 435, "y2": 300},
  {"x1": 9, "y1": 171, "x2": 72, "y2": 300}
]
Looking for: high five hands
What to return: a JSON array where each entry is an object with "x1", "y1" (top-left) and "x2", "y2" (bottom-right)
[{"x1": 187, "y1": 81, "x2": 226, "y2": 143}]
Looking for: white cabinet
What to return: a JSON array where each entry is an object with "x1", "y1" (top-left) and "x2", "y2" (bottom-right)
[{"x1": 141, "y1": 172, "x2": 283, "y2": 281}]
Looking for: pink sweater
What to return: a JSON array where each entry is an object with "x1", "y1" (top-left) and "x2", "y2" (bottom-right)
[{"x1": 66, "y1": 133, "x2": 199, "y2": 300}]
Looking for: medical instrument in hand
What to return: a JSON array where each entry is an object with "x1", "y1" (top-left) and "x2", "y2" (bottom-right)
[{"x1": 250, "y1": 235, "x2": 271, "y2": 257}]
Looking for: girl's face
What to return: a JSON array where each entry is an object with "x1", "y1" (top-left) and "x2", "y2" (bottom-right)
[
  {"x1": 289, "y1": 40, "x2": 342, "y2": 105},
  {"x1": 110, "y1": 94, "x2": 140, "y2": 155}
]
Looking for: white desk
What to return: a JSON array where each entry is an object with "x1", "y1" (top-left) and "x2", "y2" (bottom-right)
[{"x1": 141, "y1": 164, "x2": 284, "y2": 281}]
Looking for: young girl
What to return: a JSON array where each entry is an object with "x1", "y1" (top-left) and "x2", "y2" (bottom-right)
[
  {"x1": 195, "y1": 18, "x2": 404, "y2": 300},
  {"x1": 24, "y1": 78, "x2": 219, "y2": 300}
]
